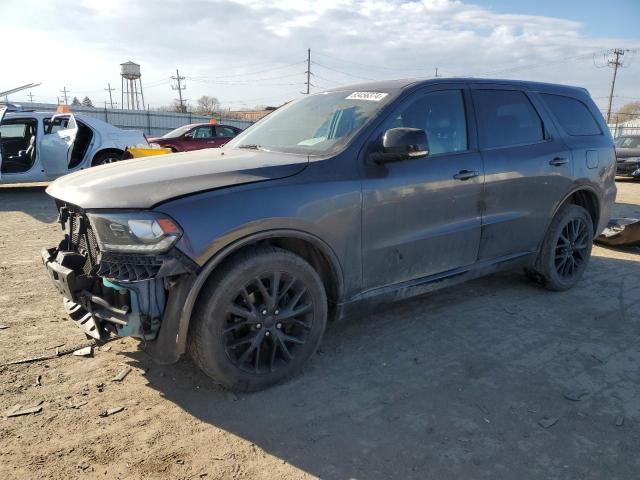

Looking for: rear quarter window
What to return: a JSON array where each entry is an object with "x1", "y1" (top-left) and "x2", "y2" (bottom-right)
[{"x1": 540, "y1": 94, "x2": 602, "y2": 136}]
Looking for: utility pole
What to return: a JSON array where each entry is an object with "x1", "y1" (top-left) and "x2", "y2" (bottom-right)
[
  {"x1": 171, "y1": 69, "x2": 187, "y2": 112},
  {"x1": 306, "y1": 48, "x2": 311, "y2": 94},
  {"x1": 606, "y1": 48, "x2": 627, "y2": 124},
  {"x1": 105, "y1": 82, "x2": 115, "y2": 109},
  {"x1": 435, "y1": 67, "x2": 439, "y2": 78},
  {"x1": 27, "y1": 91, "x2": 34, "y2": 103},
  {"x1": 60, "y1": 86, "x2": 70, "y2": 104}
]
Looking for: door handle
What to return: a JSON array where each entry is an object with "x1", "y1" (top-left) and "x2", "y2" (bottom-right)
[
  {"x1": 453, "y1": 170, "x2": 480, "y2": 181},
  {"x1": 549, "y1": 157, "x2": 568, "y2": 166}
]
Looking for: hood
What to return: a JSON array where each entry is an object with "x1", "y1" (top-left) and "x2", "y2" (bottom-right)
[
  {"x1": 616, "y1": 147, "x2": 640, "y2": 159},
  {"x1": 46, "y1": 147, "x2": 308, "y2": 209}
]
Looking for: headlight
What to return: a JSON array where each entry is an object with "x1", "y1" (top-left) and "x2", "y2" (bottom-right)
[
  {"x1": 86, "y1": 211, "x2": 182, "y2": 254},
  {"x1": 148, "y1": 142, "x2": 161, "y2": 148}
]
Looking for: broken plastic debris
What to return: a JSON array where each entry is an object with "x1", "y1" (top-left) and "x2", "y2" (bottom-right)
[
  {"x1": 99, "y1": 406, "x2": 124, "y2": 417},
  {"x1": 73, "y1": 346, "x2": 93, "y2": 357},
  {"x1": 6, "y1": 401, "x2": 43, "y2": 418},
  {"x1": 615, "y1": 415, "x2": 624, "y2": 427},
  {"x1": 112, "y1": 367, "x2": 131, "y2": 382}
]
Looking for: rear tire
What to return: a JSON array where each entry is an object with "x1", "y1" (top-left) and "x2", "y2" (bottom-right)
[
  {"x1": 188, "y1": 246, "x2": 328, "y2": 392},
  {"x1": 527, "y1": 204, "x2": 594, "y2": 291},
  {"x1": 92, "y1": 150, "x2": 123, "y2": 166}
]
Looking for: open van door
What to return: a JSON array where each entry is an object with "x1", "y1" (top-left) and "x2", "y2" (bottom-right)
[
  {"x1": 40, "y1": 113, "x2": 78, "y2": 176},
  {"x1": 0, "y1": 106, "x2": 7, "y2": 181}
]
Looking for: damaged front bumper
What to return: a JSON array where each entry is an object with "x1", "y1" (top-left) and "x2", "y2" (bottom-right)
[{"x1": 42, "y1": 244, "x2": 196, "y2": 364}]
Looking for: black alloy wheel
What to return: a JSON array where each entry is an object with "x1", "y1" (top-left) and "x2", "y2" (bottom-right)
[
  {"x1": 554, "y1": 217, "x2": 590, "y2": 280},
  {"x1": 188, "y1": 246, "x2": 327, "y2": 392},
  {"x1": 224, "y1": 272, "x2": 313, "y2": 374},
  {"x1": 527, "y1": 203, "x2": 594, "y2": 291}
]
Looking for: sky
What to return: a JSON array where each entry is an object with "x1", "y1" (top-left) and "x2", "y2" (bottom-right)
[{"x1": 2, "y1": 0, "x2": 639, "y2": 114}]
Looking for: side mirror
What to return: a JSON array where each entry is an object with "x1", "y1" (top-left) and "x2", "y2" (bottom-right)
[
  {"x1": 371, "y1": 128, "x2": 429, "y2": 164},
  {"x1": 184, "y1": 132, "x2": 193, "y2": 139}
]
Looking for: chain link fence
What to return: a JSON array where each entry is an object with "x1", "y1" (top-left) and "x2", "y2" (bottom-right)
[{"x1": 23, "y1": 103, "x2": 254, "y2": 136}]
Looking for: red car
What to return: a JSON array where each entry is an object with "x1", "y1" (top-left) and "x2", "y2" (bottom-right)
[{"x1": 148, "y1": 123, "x2": 242, "y2": 152}]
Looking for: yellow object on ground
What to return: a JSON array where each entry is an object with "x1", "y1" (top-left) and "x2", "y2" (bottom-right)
[{"x1": 126, "y1": 146, "x2": 172, "y2": 158}]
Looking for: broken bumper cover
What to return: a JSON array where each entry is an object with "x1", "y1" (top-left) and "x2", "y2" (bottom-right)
[
  {"x1": 42, "y1": 245, "x2": 196, "y2": 356},
  {"x1": 42, "y1": 247, "x2": 127, "y2": 340}
]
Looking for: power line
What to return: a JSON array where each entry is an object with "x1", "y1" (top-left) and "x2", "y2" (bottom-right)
[
  {"x1": 190, "y1": 61, "x2": 306, "y2": 80},
  {"x1": 311, "y1": 61, "x2": 376, "y2": 81},
  {"x1": 188, "y1": 71, "x2": 303, "y2": 86},
  {"x1": 313, "y1": 51, "x2": 444, "y2": 73},
  {"x1": 478, "y1": 49, "x2": 610, "y2": 77}
]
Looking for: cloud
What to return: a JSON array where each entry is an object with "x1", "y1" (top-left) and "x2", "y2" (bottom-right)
[{"x1": 1, "y1": 0, "x2": 638, "y2": 111}]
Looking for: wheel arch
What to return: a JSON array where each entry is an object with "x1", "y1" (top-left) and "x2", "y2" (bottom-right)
[
  {"x1": 555, "y1": 185, "x2": 600, "y2": 233},
  {"x1": 532, "y1": 184, "x2": 601, "y2": 260},
  {"x1": 175, "y1": 229, "x2": 344, "y2": 355},
  {"x1": 91, "y1": 148, "x2": 125, "y2": 166}
]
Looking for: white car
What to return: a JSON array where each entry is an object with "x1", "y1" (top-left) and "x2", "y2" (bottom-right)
[{"x1": 0, "y1": 106, "x2": 147, "y2": 184}]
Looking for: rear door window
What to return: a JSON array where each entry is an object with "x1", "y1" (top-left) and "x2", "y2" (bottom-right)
[
  {"x1": 215, "y1": 126, "x2": 238, "y2": 138},
  {"x1": 473, "y1": 90, "x2": 545, "y2": 149},
  {"x1": 540, "y1": 94, "x2": 602, "y2": 136}
]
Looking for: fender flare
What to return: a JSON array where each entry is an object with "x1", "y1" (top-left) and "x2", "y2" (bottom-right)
[
  {"x1": 551, "y1": 184, "x2": 601, "y2": 227},
  {"x1": 174, "y1": 228, "x2": 344, "y2": 355},
  {"x1": 534, "y1": 183, "x2": 602, "y2": 256}
]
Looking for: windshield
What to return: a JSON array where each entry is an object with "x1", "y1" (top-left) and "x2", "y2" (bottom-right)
[
  {"x1": 615, "y1": 136, "x2": 640, "y2": 148},
  {"x1": 161, "y1": 125, "x2": 193, "y2": 139},
  {"x1": 226, "y1": 90, "x2": 396, "y2": 155}
]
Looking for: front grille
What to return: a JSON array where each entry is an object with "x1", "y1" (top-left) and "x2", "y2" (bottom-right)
[
  {"x1": 58, "y1": 204, "x2": 101, "y2": 276},
  {"x1": 97, "y1": 253, "x2": 164, "y2": 282}
]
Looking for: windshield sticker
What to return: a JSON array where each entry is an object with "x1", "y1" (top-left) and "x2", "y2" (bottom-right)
[{"x1": 345, "y1": 92, "x2": 388, "y2": 102}]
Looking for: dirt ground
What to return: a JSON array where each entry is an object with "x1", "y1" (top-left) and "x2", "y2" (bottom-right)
[{"x1": 0, "y1": 180, "x2": 639, "y2": 480}]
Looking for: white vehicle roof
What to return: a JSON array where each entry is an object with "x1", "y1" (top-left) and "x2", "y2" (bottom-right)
[{"x1": 3, "y1": 110, "x2": 126, "y2": 134}]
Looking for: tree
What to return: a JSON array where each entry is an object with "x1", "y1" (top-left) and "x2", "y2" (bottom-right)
[
  {"x1": 157, "y1": 99, "x2": 191, "y2": 113},
  {"x1": 195, "y1": 95, "x2": 220, "y2": 115},
  {"x1": 81, "y1": 96, "x2": 94, "y2": 108},
  {"x1": 71, "y1": 96, "x2": 81, "y2": 106},
  {"x1": 615, "y1": 101, "x2": 640, "y2": 124}
]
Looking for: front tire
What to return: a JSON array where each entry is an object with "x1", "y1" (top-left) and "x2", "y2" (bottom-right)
[
  {"x1": 188, "y1": 246, "x2": 328, "y2": 392},
  {"x1": 527, "y1": 204, "x2": 594, "y2": 291}
]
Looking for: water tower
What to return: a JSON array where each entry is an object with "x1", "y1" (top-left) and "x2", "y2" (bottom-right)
[{"x1": 120, "y1": 61, "x2": 145, "y2": 110}]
